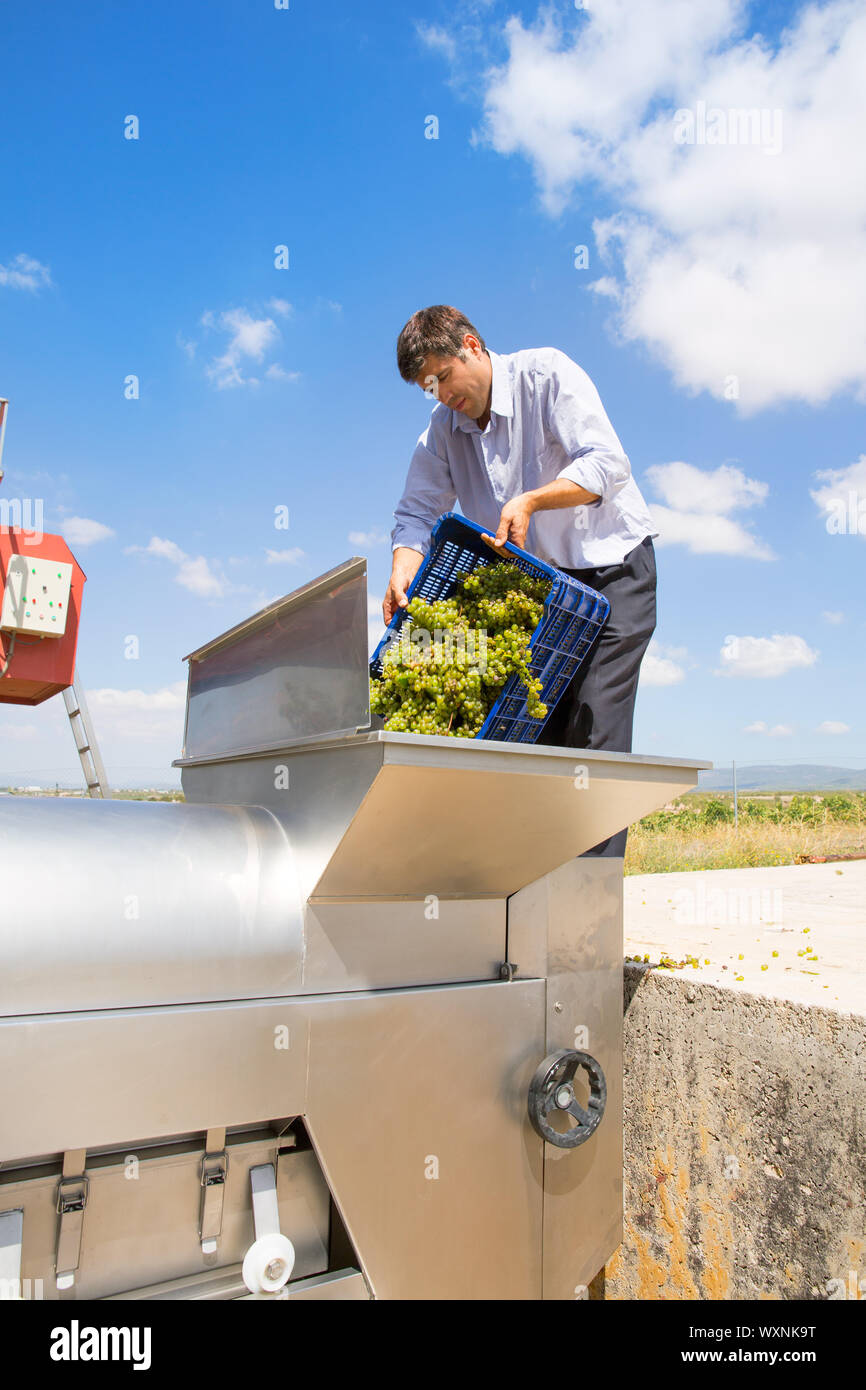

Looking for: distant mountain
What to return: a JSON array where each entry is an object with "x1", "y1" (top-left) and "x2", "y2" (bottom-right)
[{"x1": 698, "y1": 764, "x2": 866, "y2": 792}]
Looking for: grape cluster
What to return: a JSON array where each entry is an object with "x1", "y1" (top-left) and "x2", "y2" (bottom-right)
[{"x1": 370, "y1": 561, "x2": 551, "y2": 738}]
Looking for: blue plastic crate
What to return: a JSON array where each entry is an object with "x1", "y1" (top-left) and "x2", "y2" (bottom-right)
[{"x1": 370, "y1": 512, "x2": 610, "y2": 744}]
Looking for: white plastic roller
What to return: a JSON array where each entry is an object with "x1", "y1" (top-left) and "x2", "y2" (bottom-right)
[{"x1": 241, "y1": 1164, "x2": 296, "y2": 1295}]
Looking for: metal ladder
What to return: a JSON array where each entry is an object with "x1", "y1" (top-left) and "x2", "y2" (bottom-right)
[
  {"x1": 2, "y1": 401, "x2": 109, "y2": 799},
  {"x1": 62, "y1": 675, "x2": 112, "y2": 798}
]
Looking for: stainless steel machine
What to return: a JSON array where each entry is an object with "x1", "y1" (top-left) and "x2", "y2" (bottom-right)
[{"x1": 0, "y1": 558, "x2": 710, "y2": 1300}]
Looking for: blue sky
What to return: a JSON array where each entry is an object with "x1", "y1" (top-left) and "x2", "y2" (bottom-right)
[{"x1": 1, "y1": 0, "x2": 864, "y2": 786}]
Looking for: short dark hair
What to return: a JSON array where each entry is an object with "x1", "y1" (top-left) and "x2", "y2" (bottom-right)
[{"x1": 396, "y1": 305, "x2": 487, "y2": 383}]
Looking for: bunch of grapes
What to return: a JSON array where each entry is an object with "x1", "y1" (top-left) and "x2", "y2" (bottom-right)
[{"x1": 370, "y1": 561, "x2": 551, "y2": 738}]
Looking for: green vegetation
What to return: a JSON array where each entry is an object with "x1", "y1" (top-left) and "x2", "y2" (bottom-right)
[
  {"x1": 111, "y1": 789, "x2": 184, "y2": 801},
  {"x1": 625, "y1": 790, "x2": 866, "y2": 874},
  {"x1": 0, "y1": 787, "x2": 184, "y2": 801}
]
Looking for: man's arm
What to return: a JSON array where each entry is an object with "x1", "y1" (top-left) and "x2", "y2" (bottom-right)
[
  {"x1": 483, "y1": 478, "x2": 599, "y2": 552},
  {"x1": 486, "y1": 350, "x2": 629, "y2": 550},
  {"x1": 545, "y1": 350, "x2": 632, "y2": 500},
  {"x1": 385, "y1": 428, "x2": 456, "y2": 623}
]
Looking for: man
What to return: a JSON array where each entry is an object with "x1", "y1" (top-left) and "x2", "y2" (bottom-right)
[{"x1": 385, "y1": 305, "x2": 658, "y2": 858}]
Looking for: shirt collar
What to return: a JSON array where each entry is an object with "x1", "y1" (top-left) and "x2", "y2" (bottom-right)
[{"x1": 451, "y1": 349, "x2": 513, "y2": 432}]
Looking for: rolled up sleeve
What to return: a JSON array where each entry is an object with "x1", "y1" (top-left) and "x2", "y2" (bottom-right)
[
  {"x1": 391, "y1": 429, "x2": 457, "y2": 556},
  {"x1": 544, "y1": 352, "x2": 632, "y2": 504}
]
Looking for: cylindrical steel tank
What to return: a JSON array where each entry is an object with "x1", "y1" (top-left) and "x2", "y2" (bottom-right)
[{"x1": 0, "y1": 798, "x2": 303, "y2": 1014}]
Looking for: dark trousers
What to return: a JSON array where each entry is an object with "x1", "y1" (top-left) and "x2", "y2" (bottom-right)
[{"x1": 541, "y1": 536, "x2": 657, "y2": 858}]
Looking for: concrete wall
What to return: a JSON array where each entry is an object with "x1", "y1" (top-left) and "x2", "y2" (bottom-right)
[{"x1": 602, "y1": 964, "x2": 866, "y2": 1300}]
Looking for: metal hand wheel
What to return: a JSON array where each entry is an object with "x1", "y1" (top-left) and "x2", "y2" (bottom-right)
[{"x1": 527, "y1": 1048, "x2": 607, "y2": 1149}]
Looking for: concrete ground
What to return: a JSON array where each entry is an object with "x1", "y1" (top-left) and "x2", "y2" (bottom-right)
[
  {"x1": 624, "y1": 860, "x2": 866, "y2": 1015},
  {"x1": 605, "y1": 861, "x2": 866, "y2": 1299}
]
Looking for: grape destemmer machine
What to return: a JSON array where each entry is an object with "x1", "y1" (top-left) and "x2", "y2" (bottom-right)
[{"x1": 0, "y1": 557, "x2": 710, "y2": 1300}]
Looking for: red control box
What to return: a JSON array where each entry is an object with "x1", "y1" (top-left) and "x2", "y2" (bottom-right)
[{"x1": 0, "y1": 530, "x2": 86, "y2": 705}]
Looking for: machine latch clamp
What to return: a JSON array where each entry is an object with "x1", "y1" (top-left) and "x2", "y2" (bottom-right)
[
  {"x1": 56, "y1": 1175, "x2": 89, "y2": 1215},
  {"x1": 200, "y1": 1152, "x2": 228, "y2": 1188},
  {"x1": 199, "y1": 1128, "x2": 229, "y2": 1254},
  {"x1": 55, "y1": 1152, "x2": 89, "y2": 1291}
]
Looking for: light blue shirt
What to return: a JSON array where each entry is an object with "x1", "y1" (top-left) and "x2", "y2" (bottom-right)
[{"x1": 391, "y1": 346, "x2": 657, "y2": 569}]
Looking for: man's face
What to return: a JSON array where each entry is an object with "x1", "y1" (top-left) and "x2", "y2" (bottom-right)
[{"x1": 415, "y1": 336, "x2": 491, "y2": 419}]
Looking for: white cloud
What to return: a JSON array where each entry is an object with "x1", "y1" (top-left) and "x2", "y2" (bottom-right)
[
  {"x1": 822, "y1": 610, "x2": 844, "y2": 624},
  {"x1": 744, "y1": 720, "x2": 794, "y2": 736},
  {"x1": 644, "y1": 462, "x2": 773, "y2": 558},
  {"x1": 61, "y1": 516, "x2": 115, "y2": 547},
  {"x1": 89, "y1": 683, "x2": 186, "y2": 712},
  {"x1": 141, "y1": 536, "x2": 185, "y2": 564},
  {"x1": 129, "y1": 536, "x2": 226, "y2": 598},
  {"x1": 87, "y1": 681, "x2": 187, "y2": 741},
  {"x1": 717, "y1": 633, "x2": 818, "y2": 678},
  {"x1": 0, "y1": 253, "x2": 52, "y2": 291},
  {"x1": 810, "y1": 455, "x2": 866, "y2": 535},
  {"x1": 646, "y1": 461, "x2": 767, "y2": 513},
  {"x1": 588, "y1": 277, "x2": 621, "y2": 300},
  {"x1": 265, "y1": 548, "x2": 306, "y2": 565},
  {"x1": 348, "y1": 529, "x2": 389, "y2": 547},
  {"x1": 265, "y1": 363, "x2": 301, "y2": 383},
  {"x1": 0, "y1": 724, "x2": 39, "y2": 741},
  {"x1": 186, "y1": 300, "x2": 308, "y2": 387},
  {"x1": 817, "y1": 720, "x2": 850, "y2": 734},
  {"x1": 174, "y1": 555, "x2": 225, "y2": 598},
  {"x1": 482, "y1": 3, "x2": 738, "y2": 201},
  {"x1": 417, "y1": 22, "x2": 458, "y2": 64},
  {"x1": 202, "y1": 307, "x2": 282, "y2": 389},
  {"x1": 649, "y1": 505, "x2": 775, "y2": 558},
  {"x1": 460, "y1": 1, "x2": 866, "y2": 412},
  {"x1": 639, "y1": 640, "x2": 686, "y2": 686}
]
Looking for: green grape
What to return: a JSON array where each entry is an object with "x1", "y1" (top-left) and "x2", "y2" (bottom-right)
[{"x1": 374, "y1": 559, "x2": 553, "y2": 739}]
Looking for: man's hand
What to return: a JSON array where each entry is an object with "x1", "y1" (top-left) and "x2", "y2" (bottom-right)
[
  {"x1": 483, "y1": 480, "x2": 601, "y2": 554},
  {"x1": 482, "y1": 494, "x2": 536, "y2": 554},
  {"x1": 383, "y1": 547, "x2": 424, "y2": 624}
]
